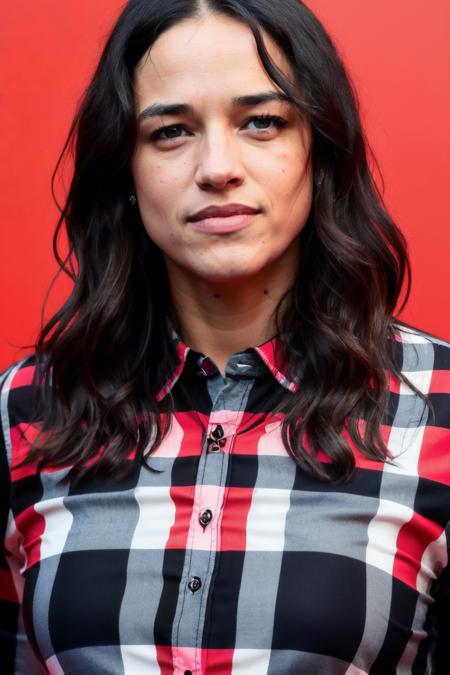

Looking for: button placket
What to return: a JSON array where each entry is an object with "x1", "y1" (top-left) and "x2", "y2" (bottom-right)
[{"x1": 172, "y1": 380, "x2": 253, "y2": 660}]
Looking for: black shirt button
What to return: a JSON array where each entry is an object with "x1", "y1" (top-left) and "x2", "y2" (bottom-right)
[
  {"x1": 212, "y1": 425, "x2": 224, "y2": 440},
  {"x1": 199, "y1": 509, "x2": 213, "y2": 527},
  {"x1": 188, "y1": 576, "x2": 202, "y2": 593},
  {"x1": 207, "y1": 425, "x2": 226, "y2": 453}
]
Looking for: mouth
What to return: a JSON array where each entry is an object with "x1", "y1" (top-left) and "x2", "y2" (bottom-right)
[
  {"x1": 188, "y1": 212, "x2": 260, "y2": 234},
  {"x1": 186, "y1": 203, "x2": 261, "y2": 234}
]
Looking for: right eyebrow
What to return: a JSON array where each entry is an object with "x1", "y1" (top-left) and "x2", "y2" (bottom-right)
[{"x1": 136, "y1": 91, "x2": 292, "y2": 123}]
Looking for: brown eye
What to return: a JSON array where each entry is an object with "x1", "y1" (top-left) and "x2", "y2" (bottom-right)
[{"x1": 151, "y1": 125, "x2": 191, "y2": 142}]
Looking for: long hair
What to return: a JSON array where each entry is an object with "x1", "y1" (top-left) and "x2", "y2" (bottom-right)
[{"x1": 29, "y1": 0, "x2": 413, "y2": 483}]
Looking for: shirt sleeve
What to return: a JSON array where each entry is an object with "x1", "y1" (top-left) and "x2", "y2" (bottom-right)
[
  {"x1": 0, "y1": 365, "x2": 44, "y2": 675},
  {"x1": 432, "y1": 524, "x2": 450, "y2": 673}
]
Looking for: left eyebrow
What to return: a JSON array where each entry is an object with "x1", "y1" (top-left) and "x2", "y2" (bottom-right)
[{"x1": 136, "y1": 91, "x2": 291, "y2": 122}]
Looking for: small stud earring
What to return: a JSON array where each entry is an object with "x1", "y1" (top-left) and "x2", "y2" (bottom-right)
[
  {"x1": 315, "y1": 170, "x2": 324, "y2": 187},
  {"x1": 129, "y1": 194, "x2": 137, "y2": 206}
]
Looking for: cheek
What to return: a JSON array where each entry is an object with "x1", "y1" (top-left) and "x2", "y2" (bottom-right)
[
  {"x1": 132, "y1": 158, "x2": 183, "y2": 225},
  {"x1": 264, "y1": 141, "x2": 312, "y2": 186},
  {"x1": 269, "y1": 155, "x2": 313, "y2": 216}
]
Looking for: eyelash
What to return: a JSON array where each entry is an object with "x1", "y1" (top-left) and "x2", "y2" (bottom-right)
[{"x1": 149, "y1": 114, "x2": 288, "y2": 142}]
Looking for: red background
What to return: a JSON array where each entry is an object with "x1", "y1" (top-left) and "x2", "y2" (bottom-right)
[{"x1": 1, "y1": 0, "x2": 449, "y2": 370}]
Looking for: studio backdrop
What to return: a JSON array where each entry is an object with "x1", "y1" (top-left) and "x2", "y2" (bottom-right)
[{"x1": 0, "y1": 0, "x2": 449, "y2": 369}]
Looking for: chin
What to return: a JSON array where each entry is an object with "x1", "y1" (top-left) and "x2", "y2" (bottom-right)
[{"x1": 192, "y1": 263, "x2": 262, "y2": 286}]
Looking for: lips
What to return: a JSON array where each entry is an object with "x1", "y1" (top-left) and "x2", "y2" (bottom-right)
[{"x1": 187, "y1": 203, "x2": 261, "y2": 222}]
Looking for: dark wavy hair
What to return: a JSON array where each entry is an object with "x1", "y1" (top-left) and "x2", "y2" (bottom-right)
[{"x1": 28, "y1": 0, "x2": 414, "y2": 483}]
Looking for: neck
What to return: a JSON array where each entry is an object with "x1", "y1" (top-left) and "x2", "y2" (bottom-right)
[{"x1": 166, "y1": 254, "x2": 297, "y2": 374}]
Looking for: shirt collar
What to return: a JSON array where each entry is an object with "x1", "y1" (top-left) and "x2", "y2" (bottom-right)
[
  {"x1": 156, "y1": 331, "x2": 297, "y2": 401},
  {"x1": 253, "y1": 337, "x2": 298, "y2": 393}
]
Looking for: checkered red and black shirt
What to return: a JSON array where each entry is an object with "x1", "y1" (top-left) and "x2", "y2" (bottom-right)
[{"x1": 1, "y1": 324, "x2": 450, "y2": 674}]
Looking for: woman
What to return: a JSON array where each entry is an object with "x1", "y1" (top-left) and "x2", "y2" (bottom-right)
[{"x1": 1, "y1": 0, "x2": 449, "y2": 673}]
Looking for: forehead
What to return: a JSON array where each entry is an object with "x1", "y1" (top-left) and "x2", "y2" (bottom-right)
[{"x1": 134, "y1": 13, "x2": 293, "y2": 106}]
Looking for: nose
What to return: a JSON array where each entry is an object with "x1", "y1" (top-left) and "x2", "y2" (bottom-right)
[{"x1": 194, "y1": 125, "x2": 244, "y2": 191}]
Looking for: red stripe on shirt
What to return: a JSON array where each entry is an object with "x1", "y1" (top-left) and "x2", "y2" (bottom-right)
[{"x1": 393, "y1": 512, "x2": 444, "y2": 590}]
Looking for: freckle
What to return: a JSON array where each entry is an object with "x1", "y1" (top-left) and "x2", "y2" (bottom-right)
[
  {"x1": 213, "y1": 293, "x2": 221, "y2": 299},
  {"x1": 263, "y1": 289, "x2": 269, "y2": 296}
]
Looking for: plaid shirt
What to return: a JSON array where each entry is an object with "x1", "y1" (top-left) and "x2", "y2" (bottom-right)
[{"x1": 1, "y1": 325, "x2": 449, "y2": 675}]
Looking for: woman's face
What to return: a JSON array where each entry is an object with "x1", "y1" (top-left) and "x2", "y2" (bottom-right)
[{"x1": 131, "y1": 13, "x2": 313, "y2": 286}]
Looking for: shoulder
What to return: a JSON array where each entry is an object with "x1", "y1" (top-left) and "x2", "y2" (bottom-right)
[
  {"x1": 392, "y1": 323, "x2": 450, "y2": 423},
  {"x1": 0, "y1": 355, "x2": 42, "y2": 465},
  {"x1": 1, "y1": 354, "x2": 41, "y2": 413},
  {"x1": 392, "y1": 322, "x2": 450, "y2": 456},
  {"x1": 393, "y1": 322, "x2": 450, "y2": 380}
]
